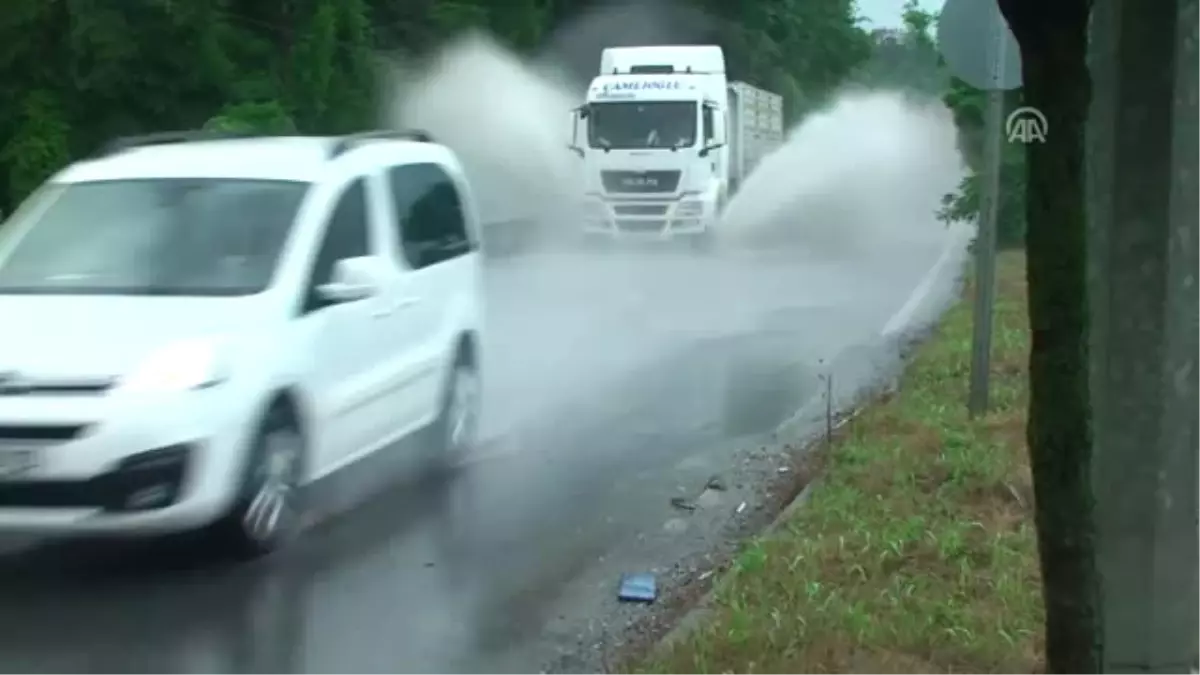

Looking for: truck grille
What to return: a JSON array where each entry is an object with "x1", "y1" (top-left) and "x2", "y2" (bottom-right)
[
  {"x1": 616, "y1": 219, "x2": 667, "y2": 233},
  {"x1": 612, "y1": 203, "x2": 670, "y2": 216},
  {"x1": 601, "y1": 171, "x2": 681, "y2": 194}
]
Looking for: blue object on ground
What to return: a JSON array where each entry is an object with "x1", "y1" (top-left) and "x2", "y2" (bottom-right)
[{"x1": 618, "y1": 573, "x2": 657, "y2": 603}]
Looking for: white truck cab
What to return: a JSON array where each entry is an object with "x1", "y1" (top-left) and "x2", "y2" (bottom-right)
[
  {"x1": 571, "y1": 45, "x2": 729, "y2": 246},
  {"x1": 569, "y1": 46, "x2": 783, "y2": 249}
]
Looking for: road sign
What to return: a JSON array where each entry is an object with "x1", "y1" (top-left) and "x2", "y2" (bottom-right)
[{"x1": 937, "y1": 0, "x2": 1023, "y2": 91}]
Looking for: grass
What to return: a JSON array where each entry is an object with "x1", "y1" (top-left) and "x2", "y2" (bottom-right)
[{"x1": 638, "y1": 251, "x2": 1043, "y2": 674}]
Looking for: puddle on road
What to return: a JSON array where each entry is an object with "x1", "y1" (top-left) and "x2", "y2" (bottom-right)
[{"x1": 721, "y1": 356, "x2": 817, "y2": 437}]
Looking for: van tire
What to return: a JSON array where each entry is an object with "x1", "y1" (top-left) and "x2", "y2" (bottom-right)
[
  {"x1": 210, "y1": 405, "x2": 305, "y2": 558},
  {"x1": 430, "y1": 349, "x2": 481, "y2": 472}
]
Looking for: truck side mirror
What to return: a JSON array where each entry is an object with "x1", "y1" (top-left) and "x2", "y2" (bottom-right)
[
  {"x1": 568, "y1": 106, "x2": 587, "y2": 157},
  {"x1": 699, "y1": 142, "x2": 724, "y2": 158}
]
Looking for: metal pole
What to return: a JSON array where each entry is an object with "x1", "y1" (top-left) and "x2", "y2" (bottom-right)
[{"x1": 967, "y1": 16, "x2": 1006, "y2": 417}]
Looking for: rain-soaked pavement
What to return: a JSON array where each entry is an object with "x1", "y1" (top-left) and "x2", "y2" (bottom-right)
[{"x1": 0, "y1": 237, "x2": 965, "y2": 673}]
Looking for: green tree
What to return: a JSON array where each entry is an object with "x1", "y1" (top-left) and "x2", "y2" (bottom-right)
[
  {"x1": 204, "y1": 100, "x2": 297, "y2": 133},
  {"x1": 853, "y1": 0, "x2": 946, "y2": 95},
  {"x1": 691, "y1": 0, "x2": 871, "y2": 123},
  {"x1": 938, "y1": 81, "x2": 1027, "y2": 249},
  {"x1": 1, "y1": 90, "x2": 72, "y2": 202},
  {"x1": 0, "y1": 0, "x2": 875, "y2": 210},
  {"x1": 0, "y1": 0, "x2": 73, "y2": 211},
  {"x1": 996, "y1": 0, "x2": 1102, "y2": 671}
]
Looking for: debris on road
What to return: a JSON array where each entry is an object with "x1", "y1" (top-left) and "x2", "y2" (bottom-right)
[
  {"x1": 672, "y1": 475, "x2": 729, "y2": 513},
  {"x1": 663, "y1": 517, "x2": 689, "y2": 534},
  {"x1": 695, "y1": 488, "x2": 723, "y2": 508},
  {"x1": 669, "y1": 497, "x2": 697, "y2": 511},
  {"x1": 618, "y1": 573, "x2": 657, "y2": 603},
  {"x1": 735, "y1": 501, "x2": 747, "y2": 514}
]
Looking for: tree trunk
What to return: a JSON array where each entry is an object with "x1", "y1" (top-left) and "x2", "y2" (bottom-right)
[{"x1": 993, "y1": 0, "x2": 1103, "y2": 672}]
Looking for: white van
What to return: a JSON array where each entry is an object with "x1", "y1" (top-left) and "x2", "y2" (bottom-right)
[{"x1": 0, "y1": 130, "x2": 484, "y2": 556}]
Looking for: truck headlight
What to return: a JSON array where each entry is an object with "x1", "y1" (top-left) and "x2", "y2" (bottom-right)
[
  {"x1": 118, "y1": 337, "x2": 230, "y2": 394},
  {"x1": 582, "y1": 199, "x2": 608, "y2": 219},
  {"x1": 675, "y1": 200, "x2": 704, "y2": 217}
]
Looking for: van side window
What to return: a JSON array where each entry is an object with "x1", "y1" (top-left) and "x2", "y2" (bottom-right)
[
  {"x1": 387, "y1": 163, "x2": 471, "y2": 269},
  {"x1": 703, "y1": 105, "x2": 715, "y2": 143},
  {"x1": 304, "y1": 178, "x2": 369, "y2": 310}
]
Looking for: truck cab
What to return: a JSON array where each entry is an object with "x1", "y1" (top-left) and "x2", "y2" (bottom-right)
[{"x1": 570, "y1": 46, "x2": 729, "y2": 246}]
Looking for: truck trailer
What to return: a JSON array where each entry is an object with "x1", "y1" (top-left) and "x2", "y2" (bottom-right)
[{"x1": 568, "y1": 45, "x2": 784, "y2": 247}]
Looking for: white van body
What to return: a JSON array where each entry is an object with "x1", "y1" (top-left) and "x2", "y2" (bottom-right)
[{"x1": 0, "y1": 131, "x2": 484, "y2": 556}]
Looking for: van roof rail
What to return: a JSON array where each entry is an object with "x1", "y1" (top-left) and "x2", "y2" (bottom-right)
[
  {"x1": 97, "y1": 130, "x2": 258, "y2": 157},
  {"x1": 329, "y1": 130, "x2": 435, "y2": 158}
]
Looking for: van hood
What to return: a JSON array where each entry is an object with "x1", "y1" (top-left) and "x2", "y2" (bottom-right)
[{"x1": 0, "y1": 295, "x2": 272, "y2": 380}]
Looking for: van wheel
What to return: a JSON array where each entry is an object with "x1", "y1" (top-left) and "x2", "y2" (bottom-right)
[
  {"x1": 211, "y1": 405, "x2": 305, "y2": 558},
  {"x1": 432, "y1": 351, "x2": 481, "y2": 470}
]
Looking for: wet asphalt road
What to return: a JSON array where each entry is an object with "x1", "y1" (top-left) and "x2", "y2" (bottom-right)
[{"x1": 0, "y1": 239, "x2": 958, "y2": 673}]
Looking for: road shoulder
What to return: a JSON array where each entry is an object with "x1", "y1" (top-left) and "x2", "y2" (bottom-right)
[{"x1": 629, "y1": 251, "x2": 1043, "y2": 673}]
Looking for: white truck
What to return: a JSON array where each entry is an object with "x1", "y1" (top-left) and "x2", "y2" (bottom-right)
[{"x1": 568, "y1": 45, "x2": 784, "y2": 247}]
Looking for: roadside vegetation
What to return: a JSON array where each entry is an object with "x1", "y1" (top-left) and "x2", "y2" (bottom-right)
[
  {"x1": 640, "y1": 251, "x2": 1043, "y2": 673},
  {"x1": 0, "y1": 0, "x2": 889, "y2": 215}
]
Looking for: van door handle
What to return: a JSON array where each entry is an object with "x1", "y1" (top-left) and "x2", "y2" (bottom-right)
[{"x1": 372, "y1": 297, "x2": 418, "y2": 318}]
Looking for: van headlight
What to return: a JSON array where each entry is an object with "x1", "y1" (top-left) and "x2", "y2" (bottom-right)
[{"x1": 118, "y1": 338, "x2": 230, "y2": 394}]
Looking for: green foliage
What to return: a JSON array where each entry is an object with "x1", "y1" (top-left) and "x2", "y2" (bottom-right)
[
  {"x1": 939, "y1": 78, "x2": 1028, "y2": 249},
  {"x1": 204, "y1": 101, "x2": 297, "y2": 134},
  {"x1": 638, "y1": 254, "x2": 1041, "y2": 674},
  {"x1": 1, "y1": 90, "x2": 72, "y2": 203},
  {"x1": 0, "y1": 0, "x2": 883, "y2": 209},
  {"x1": 704, "y1": 0, "x2": 873, "y2": 124},
  {"x1": 938, "y1": 155, "x2": 1028, "y2": 249},
  {"x1": 851, "y1": 0, "x2": 946, "y2": 95}
]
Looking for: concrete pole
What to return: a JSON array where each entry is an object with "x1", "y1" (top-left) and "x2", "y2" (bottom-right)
[{"x1": 1088, "y1": 0, "x2": 1199, "y2": 670}]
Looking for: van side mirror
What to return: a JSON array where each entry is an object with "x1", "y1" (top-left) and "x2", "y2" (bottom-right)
[{"x1": 316, "y1": 256, "x2": 383, "y2": 304}]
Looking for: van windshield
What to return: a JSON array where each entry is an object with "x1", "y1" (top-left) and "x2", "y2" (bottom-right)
[
  {"x1": 0, "y1": 178, "x2": 309, "y2": 296},
  {"x1": 587, "y1": 101, "x2": 698, "y2": 150}
]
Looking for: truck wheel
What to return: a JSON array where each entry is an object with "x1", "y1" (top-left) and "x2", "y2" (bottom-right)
[
  {"x1": 689, "y1": 228, "x2": 715, "y2": 254},
  {"x1": 581, "y1": 232, "x2": 612, "y2": 252}
]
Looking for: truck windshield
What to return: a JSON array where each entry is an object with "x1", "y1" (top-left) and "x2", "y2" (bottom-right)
[
  {"x1": 588, "y1": 101, "x2": 698, "y2": 150},
  {"x1": 0, "y1": 178, "x2": 308, "y2": 296}
]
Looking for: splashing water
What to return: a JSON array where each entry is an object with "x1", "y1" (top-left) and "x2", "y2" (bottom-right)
[
  {"x1": 382, "y1": 32, "x2": 585, "y2": 249},
  {"x1": 384, "y1": 38, "x2": 963, "y2": 263},
  {"x1": 717, "y1": 89, "x2": 966, "y2": 260},
  {"x1": 378, "y1": 31, "x2": 968, "y2": 441}
]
